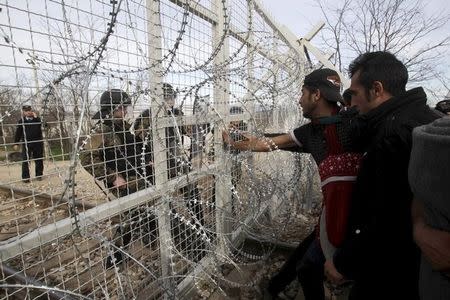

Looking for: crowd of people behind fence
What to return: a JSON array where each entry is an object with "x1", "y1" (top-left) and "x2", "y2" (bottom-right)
[{"x1": 9, "y1": 49, "x2": 450, "y2": 299}]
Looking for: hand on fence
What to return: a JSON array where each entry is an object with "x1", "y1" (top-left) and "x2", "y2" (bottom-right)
[
  {"x1": 222, "y1": 125, "x2": 253, "y2": 149},
  {"x1": 222, "y1": 129, "x2": 234, "y2": 146}
]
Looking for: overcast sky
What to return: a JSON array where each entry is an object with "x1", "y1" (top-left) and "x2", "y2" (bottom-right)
[
  {"x1": 259, "y1": 0, "x2": 450, "y2": 102},
  {"x1": 260, "y1": 0, "x2": 449, "y2": 39}
]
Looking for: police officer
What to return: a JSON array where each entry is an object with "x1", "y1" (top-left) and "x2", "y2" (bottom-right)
[
  {"x1": 162, "y1": 83, "x2": 190, "y2": 179},
  {"x1": 132, "y1": 83, "x2": 184, "y2": 183},
  {"x1": 14, "y1": 105, "x2": 44, "y2": 183},
  {"x1": 133, "y1": 108, "x2": 155, "y2": 186},
  {"x1": 80, "y1": 89, "x2": 157, "y2": 268},
  {"x1": 161, "y1": 84, "x2": 208, "y2": 261},
  {"x1": 80, "y1": 89, "x2": 150, "y2": 195}
]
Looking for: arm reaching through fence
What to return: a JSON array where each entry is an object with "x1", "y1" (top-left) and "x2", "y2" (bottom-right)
[{"x1": 222, "y1": 129, "x2": 296, "y2": 152}]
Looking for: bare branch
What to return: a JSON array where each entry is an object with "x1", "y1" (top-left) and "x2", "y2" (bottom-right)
[{"x1": 317, "y1": 0, "x2": 450, "y2": 95}]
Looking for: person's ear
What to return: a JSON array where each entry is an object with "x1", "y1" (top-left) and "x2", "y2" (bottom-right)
[
  {"x1": 314, "y1": 89, "x2": 321, "y2": 102},
  {"x1": 371, "y1": 81, "x2": 384, "y2": 98}
]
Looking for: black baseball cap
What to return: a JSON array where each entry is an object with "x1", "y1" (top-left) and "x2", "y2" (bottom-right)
[
  {"x1": 22, "y1": 105, "x2": 32, "y2": 111},
  {"x1": 303, "y1": 68, "x2": 343, "y2": 103}
]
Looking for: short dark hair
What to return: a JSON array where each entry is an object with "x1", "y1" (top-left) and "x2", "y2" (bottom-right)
[
  {"x1": 342, "y1": 89, "x2": 352, "y2": 106},
  {"x1": 349, "y1": 51, "x2": 408, "y2": 97}
]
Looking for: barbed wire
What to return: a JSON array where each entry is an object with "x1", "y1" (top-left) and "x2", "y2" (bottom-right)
[{"x1": 0, "y1": 0, "x2": 317, "y2": 299}]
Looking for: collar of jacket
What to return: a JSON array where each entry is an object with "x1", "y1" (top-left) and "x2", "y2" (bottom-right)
[
  {"x1": 363, "y1": 87, "x2": 427, "y2": 130},
  {"x1": 313, "y1": 115, "x2": 341, "y2": 125},
  {"x1": 350, "y1": 87, "x2": 427, "y2": 149},
  {"x1": 310, "y1": 106, "x2": 341, "y2": 125}
]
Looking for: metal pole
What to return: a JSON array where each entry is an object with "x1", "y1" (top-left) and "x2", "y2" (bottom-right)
[
  {"x1": 213, "y1": 0, "x2": 232, "y2": 250},
  {"x1": 146, "y1": 0, "x2": 173, "y2": 298}
]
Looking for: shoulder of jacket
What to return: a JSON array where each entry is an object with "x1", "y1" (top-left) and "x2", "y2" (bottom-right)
[
  {"x1": 84, "y1": 122, "x2": 114, "y2": 150},
  {"x1": 384, "y1": 106, "x2": 434, "y2": 134},
  {"x1": 376, "y1": 116, "x2": 413, "y2": 150}
]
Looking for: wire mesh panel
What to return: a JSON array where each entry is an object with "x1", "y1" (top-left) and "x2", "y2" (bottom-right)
[{"x1": 0, "y1": 0, "x2": 318, "y2": 298}]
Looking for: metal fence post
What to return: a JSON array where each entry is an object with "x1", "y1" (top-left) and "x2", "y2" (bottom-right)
[
  {"x1": 146, "y1": 0, "x2": 174, "y2": 298},
  {"x1": 213, "y1": 0, "x2": 232, "y2": 252}
]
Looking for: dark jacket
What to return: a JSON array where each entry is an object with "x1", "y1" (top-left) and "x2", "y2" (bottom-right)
[
  {"x1": 166, "y1": 107, "x2": 189, "y2": 178},
  {"x1": 15, "y1": 116, "x2": 43, "y2": 144},
  {"x1": 333, "y1": 87, "x2": 440, "y2": 299},
  {"x1": 290, "y1": 108, "x2": 358, "y2": 164}
]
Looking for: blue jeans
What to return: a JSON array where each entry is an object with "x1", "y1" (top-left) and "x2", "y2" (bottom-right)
[{"x1": 296, "y1": 238, "x2": 326, "y2": 300}]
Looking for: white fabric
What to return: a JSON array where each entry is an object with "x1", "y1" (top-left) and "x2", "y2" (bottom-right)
[{"x1": 320, "y1": 175, "x2": 356, "y2": 188}]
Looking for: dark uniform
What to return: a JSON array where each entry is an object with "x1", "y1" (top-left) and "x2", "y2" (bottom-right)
[
  {"x1": 79, "y1": 89, "x2": 157, "y2": 268},
  {"x1": 81, "y1": 112, "x2": 153, "y2": 196},
  {"x1": 14, "y1": 106, "x2": 44, "y2": 181},
  {"x1": 164, "y1": 84, "x2": 207, "y2": 261}
]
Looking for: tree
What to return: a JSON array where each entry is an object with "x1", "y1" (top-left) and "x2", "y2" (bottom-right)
[{"x1": 317, "y1": 0, "x2": 450, "y2": 100}]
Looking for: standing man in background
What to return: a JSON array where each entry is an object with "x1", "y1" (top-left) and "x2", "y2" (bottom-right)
[
  {"x1": 162, "y1": 83, "x2": 189, "y2": 178},
  {"x1": 14, "y1": 105, "x2": 44, "y2": 183}
]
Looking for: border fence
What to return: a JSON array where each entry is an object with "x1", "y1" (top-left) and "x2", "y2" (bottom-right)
[{"x1": 0, "y1": 0, "x2": 334, "y2": 298}]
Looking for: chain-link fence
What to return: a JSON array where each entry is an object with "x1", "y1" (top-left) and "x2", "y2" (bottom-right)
[{"x1": 0, "y1": 0, "x2": 322, "y2": 298}]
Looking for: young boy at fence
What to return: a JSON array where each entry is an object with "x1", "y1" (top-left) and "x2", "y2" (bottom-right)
[
  {"x1": 223, "y1": 68, "x2": 361, "y2": 300},
  {"x1": 79, "y1": 89, "x2": 157, "y2": 268}
]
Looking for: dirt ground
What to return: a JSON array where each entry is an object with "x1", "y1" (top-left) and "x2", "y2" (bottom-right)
[
  {"x1": 0, "y1": 151, "x2": 327, "y2": 299},
  {"x1": 0, "y1": 155, "x2": 108, "y2": 206}
]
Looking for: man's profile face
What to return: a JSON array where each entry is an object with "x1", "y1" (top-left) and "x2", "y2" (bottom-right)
[
  {"x1": 349, "y1": 70, "x2": 372, "y2": 114},
  {"x1": 299, "y1": 87, "x2": 316, "y2": 119}
]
